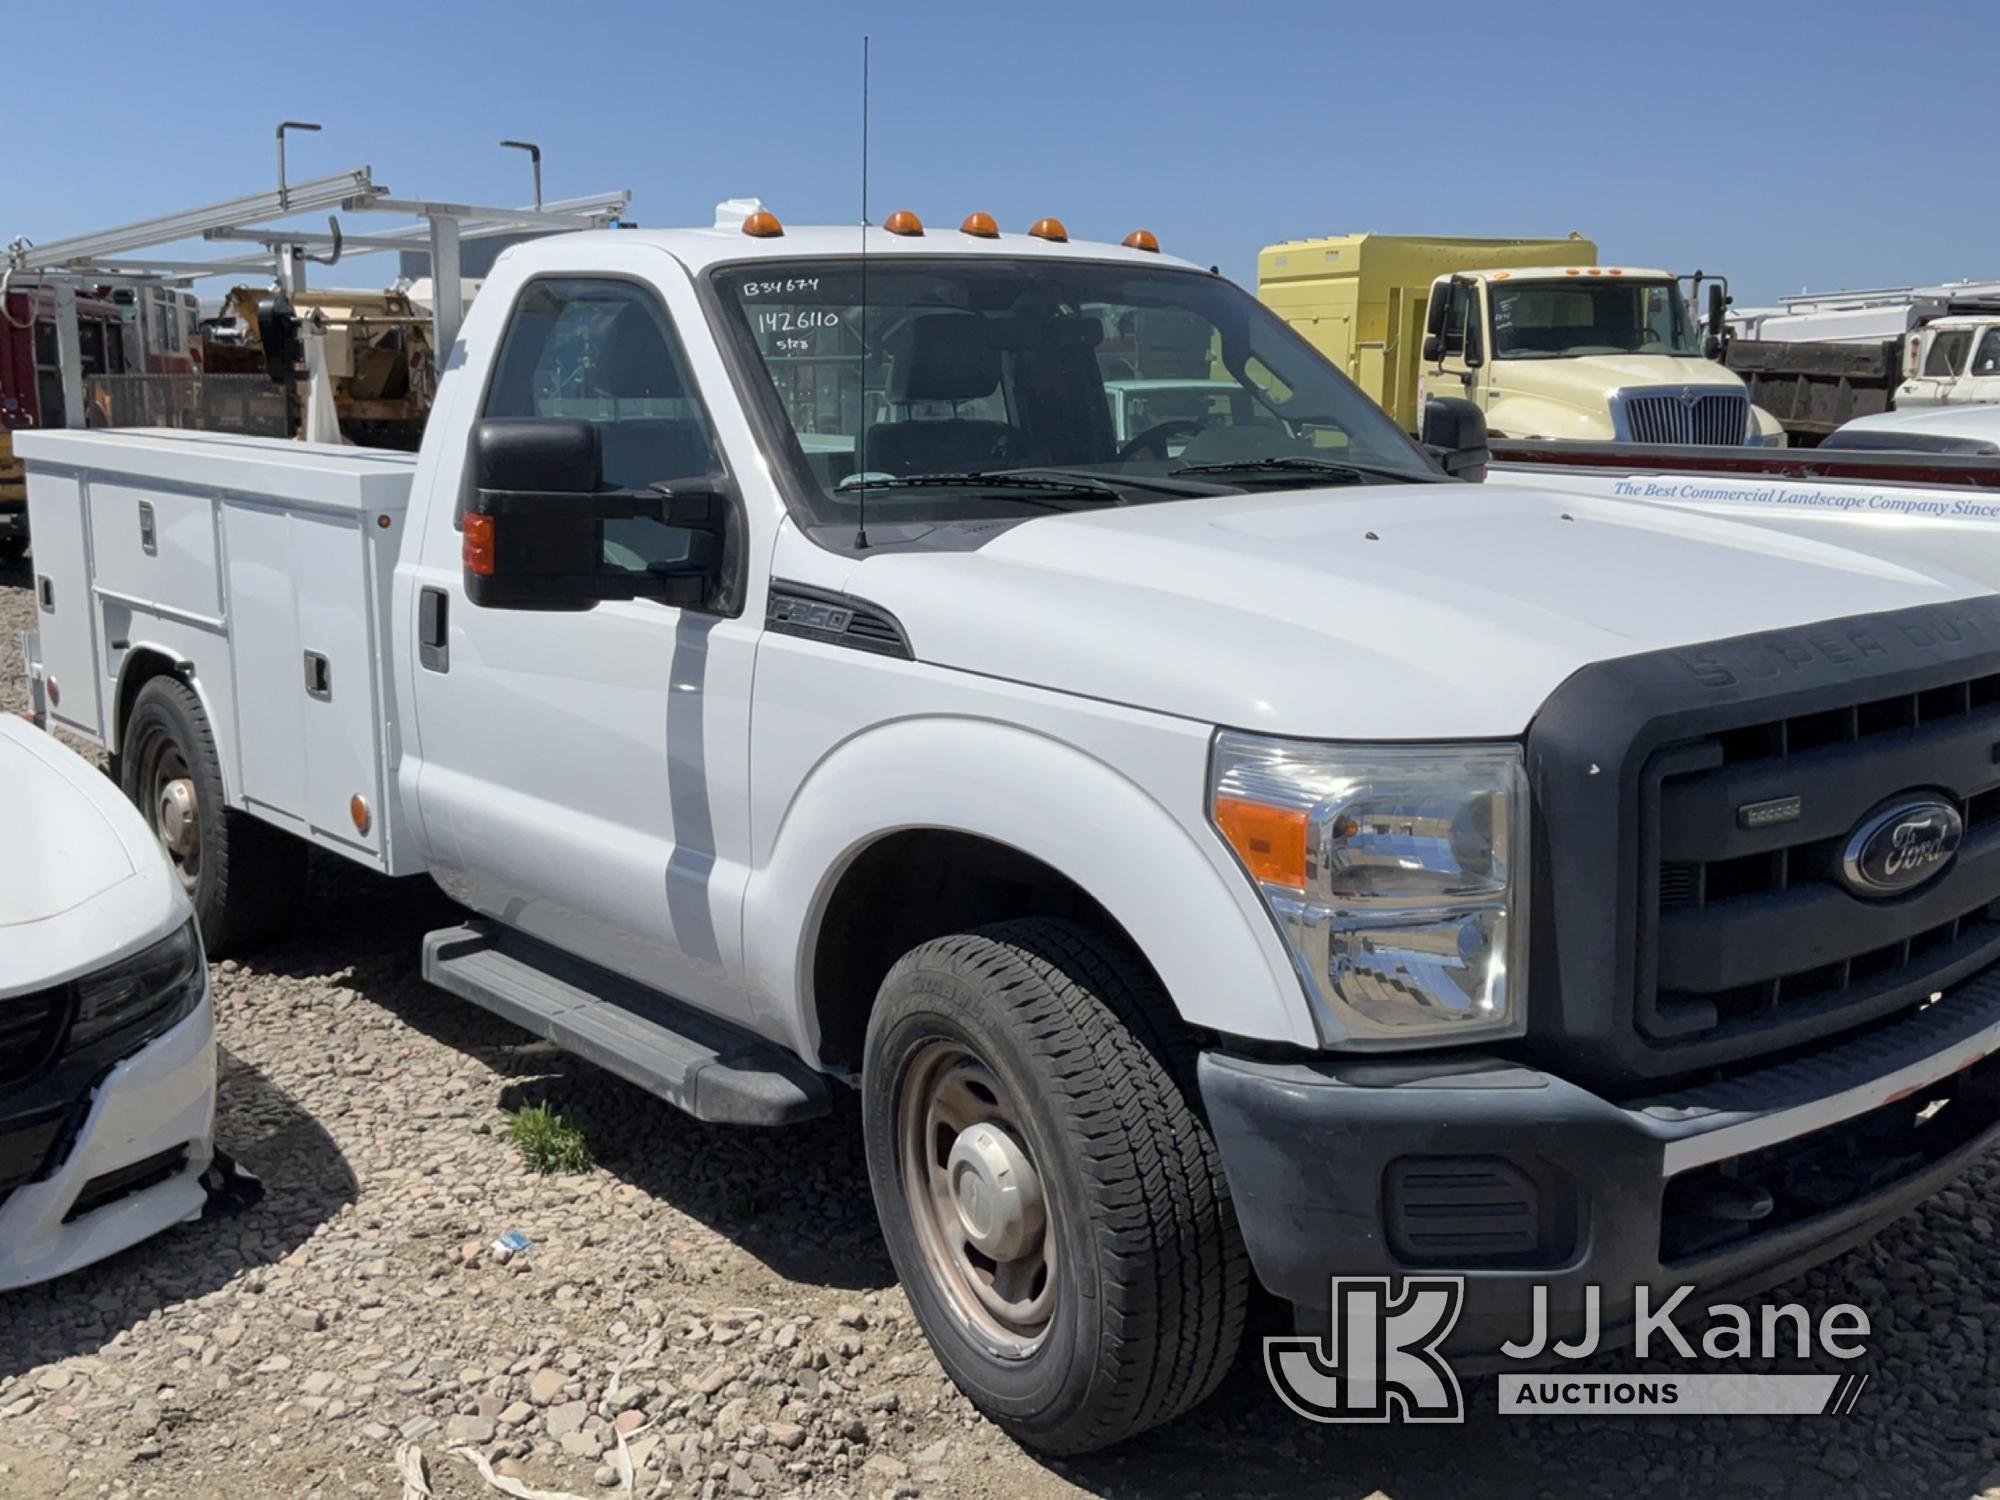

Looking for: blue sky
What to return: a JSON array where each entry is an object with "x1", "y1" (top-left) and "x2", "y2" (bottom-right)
[{"x1": 3, "y1": 0, "x2": 1983, "y2": 308}]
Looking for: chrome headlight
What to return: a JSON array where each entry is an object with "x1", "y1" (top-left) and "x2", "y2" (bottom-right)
[
  {"x1": 1209, "y1": 733, "x2": 1529, "y2": 1047},
  {"x1": 69, "y1": 921, "x2": 206, "y2": 1054}
]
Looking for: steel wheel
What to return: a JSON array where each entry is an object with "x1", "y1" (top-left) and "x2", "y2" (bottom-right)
[
  {"x1": 898, "y1": 1040, "x2": 1056, "y2": 1357},
  {"x1": 142, "y1": 738, "x2": 201, "y2": 892}
]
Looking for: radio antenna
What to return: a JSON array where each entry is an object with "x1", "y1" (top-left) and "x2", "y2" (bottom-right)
[{"x1": 854, "y1": 34, "x2": 873, "y2": 552}]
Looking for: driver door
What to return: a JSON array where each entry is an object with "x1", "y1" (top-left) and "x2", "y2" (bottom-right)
[{"x1": 407, "y1": 259, "x2": 757, "y2": 1020}]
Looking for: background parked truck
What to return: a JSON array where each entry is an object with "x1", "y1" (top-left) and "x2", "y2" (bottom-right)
[
  {"x1": 1725, "y1": 282, "x2": 2000, "y2": 443},
  {"x1": 1260, "y1": 231, "x2": 1785, "y2": 445}
]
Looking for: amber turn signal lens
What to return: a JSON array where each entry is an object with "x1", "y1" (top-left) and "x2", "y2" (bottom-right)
[
  {"x1": 1214, "y1": 796, "x2": 1309, "y2": 890},
  {"x1": 960, "y1": 212, "x2": 999, "y2": 238},
  {"x1": 463, "y1": 513, "x2": 496, "y2": 577},
  {"x1": 1028, "y1": 217, "x2": 1068, "y2": 243},
  {"x1": 884, "y1": 209, "x2": 924, "y2": 236},
  {"x1": 1122, "y1": 229, "x2": 1160, "y2": 253},
  {"x1": 350, "y1": 795, "x2": 372, "y2": 836},
  {"x1": 741, "y1": 210, "x2": 785, "y2": 238}
]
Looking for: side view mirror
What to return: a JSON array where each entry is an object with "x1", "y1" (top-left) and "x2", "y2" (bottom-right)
[
  {"x1": 1421, "y1": 333, "x2": 1443, "y2": 363},
  {"x1": 464, "y1": 417, "x2": 728, "y2": 612},
  {"x1": 1425, "y1": 290, "x2": 1449, "y2": 340},
  {"x1": 1420, "y1": 396, "x2": 1490, "y2": 482},
  {"x1": 1463, "y1": 321, "x2": 1485, "y2": 370},
  {"x1": 1706, "y1": 283, "x2": 1727, "y2": 337}
]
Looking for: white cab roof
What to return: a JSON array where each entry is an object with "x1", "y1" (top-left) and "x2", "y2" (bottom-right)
[{"x1": 497, "y1": 223, "x2": 1203, "y2": 276}]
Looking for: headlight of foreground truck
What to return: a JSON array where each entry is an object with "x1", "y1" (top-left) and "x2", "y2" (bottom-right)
[{"x1": 1209, "y1": 733, "x2": 1529, "y2": 1046}]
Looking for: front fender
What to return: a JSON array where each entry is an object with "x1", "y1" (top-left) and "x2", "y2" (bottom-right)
[{"x1": 741, "y1": 716, "x2": 1315, "y2": 1060}]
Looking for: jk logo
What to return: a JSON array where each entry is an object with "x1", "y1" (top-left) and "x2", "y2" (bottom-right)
[{"x1": 1265, "y1": 1277, "x2": 1466, "y2": 1424}]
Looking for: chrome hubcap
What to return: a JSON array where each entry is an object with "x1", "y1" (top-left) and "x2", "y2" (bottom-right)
[
  {"x1": 158, "y1": 777, "x2": 197, "y2": 856},
  {"x1": 899, "y1": 1044, "x2": 1056, "y2": 1357}
]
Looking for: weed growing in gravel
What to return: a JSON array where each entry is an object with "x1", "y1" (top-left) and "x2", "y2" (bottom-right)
[{"x1": 505, "y1": 1102, "x2": 595, "y2": 1174}]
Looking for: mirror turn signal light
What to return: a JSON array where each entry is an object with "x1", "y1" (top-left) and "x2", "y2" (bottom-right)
[
  {"x1": 1214, "y1": 795, "x2": 1308, "y2": 890},
  {"x1": 884, "y1": 210, "x2": 924, "y2": 236},
  {"x1": 1123, "y1": 229, "x2": 1160, "y2": 252},
  {"x1": 960, "y1": 212, "x2": 999, "y2": 238},
  {"x1": 741, "y1": 210, "x2": 785, "y2": 238},
  {"x1": 463, "y1": 514, "x2": 496, "y2": 577},
  {"x1": 1028, "y1": 218, "x2": 1068, "y2": 243}
]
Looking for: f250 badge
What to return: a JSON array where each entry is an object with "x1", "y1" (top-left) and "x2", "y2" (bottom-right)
[{"x1": 1840, "y1": 797, "x2": 1962, "y2": 897}]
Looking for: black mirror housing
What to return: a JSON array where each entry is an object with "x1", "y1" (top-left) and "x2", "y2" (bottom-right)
[
  {"x1": 473, "y1": 416, "x2": 603, "y2": 494},
  {"x1": 1421, "y1": 333, "x2": 1443, "y2": 363},
  {"x1": 1420, "y1": 396, "x2": 1490, "y2": 482},
  {"x1": 1425, "y1": 288, "x2": 1449, "y2": 339},
  {"x1": 464, "y1": 417, "x2": 729, "y2": 612}
]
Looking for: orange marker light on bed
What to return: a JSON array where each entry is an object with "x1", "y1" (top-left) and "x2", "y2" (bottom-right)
[{"x1": 1214, "y1": 797, "x2": 1309, "y2": 889}]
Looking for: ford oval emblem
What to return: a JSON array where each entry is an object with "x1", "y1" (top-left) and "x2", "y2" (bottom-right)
[{"x1": 1840, "y1": 797, "x2": 1963, "y2": 898}]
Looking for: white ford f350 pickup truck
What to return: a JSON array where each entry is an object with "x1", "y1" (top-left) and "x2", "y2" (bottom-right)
[{"x1": 21, "y1": 206, "x2": 2000, "y2": 1450}]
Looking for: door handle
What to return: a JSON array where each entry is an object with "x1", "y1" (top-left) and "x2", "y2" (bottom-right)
[{"x1": 419, "y1": 586, "x2": 449, "y2": 673}]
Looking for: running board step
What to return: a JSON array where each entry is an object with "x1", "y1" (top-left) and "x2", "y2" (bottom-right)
[{"x1": 422, "y1": 922, "x2": 831, "y2": 1127}]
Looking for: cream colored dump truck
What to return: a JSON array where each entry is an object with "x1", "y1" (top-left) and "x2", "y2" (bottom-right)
[{"x1": 1260, "y1": 233, "x2": 1785, "y2": 445}]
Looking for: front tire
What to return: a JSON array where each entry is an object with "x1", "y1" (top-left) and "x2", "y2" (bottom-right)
[
  {"x1": 120, "y1": 676, "x2": 305, "y2": 953},
  {"x1": 862, "y1": 918, "x2": 1248, "y2": 1454}
]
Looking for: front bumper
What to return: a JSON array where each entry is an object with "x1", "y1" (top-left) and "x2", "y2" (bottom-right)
[
  {"x1": 1201, "y1": 964, "x2": 2000, "y2": 1361},
  {"x1": 0, "y1": 989, "x2": 217, "y2": 1291}
]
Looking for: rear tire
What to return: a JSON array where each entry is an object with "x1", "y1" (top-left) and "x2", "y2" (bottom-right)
[
  {"x1": 861, "y1": 917, "x2": 1248, "y2": 1454},
  {"x1": 0, "y1": 536, "x2": 26, "y2": 566},
  {"x1": 120, "y1": 675, "x2": 305, "y2": 953}
]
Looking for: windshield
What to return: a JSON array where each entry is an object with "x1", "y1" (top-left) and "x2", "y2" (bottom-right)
[
  {"x1": 1490, "y1": 279, "x2": 1698, "y2": 360},
  {"x1": 710, "y1": 257, "x2": 1437, "y2": 525}
]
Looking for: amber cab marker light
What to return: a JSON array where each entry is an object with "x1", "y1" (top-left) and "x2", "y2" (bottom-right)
[
  {"x1": 741, "y1": 209, "x2": 784, "y2": 238},
  {"x1": 463, "y1": 513, "x2": 496, "y2": 576},
  {"x1": 1214, "y1": 796, "x2": 1309, "y2": 890},
  {"x1": 1028, "y1": 217, "x2": 1069, "y2": 243},
  {"x1": 884, "y1": 209, "x2": 924, "y2": 237},
  {"x1": 1122, "y1": 229, "x2": 1160, "y2": 253},
  {"x1": 350, "y1": 795, "x2": 372, "y2": 836},
  {"x1": 960, "y1": 211, "x2": 999, "y2": 239}
]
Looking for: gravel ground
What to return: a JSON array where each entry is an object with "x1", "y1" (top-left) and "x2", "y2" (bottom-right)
[{"x1": 7, "y1": 557, "x2": 2000, "y2": 1500}]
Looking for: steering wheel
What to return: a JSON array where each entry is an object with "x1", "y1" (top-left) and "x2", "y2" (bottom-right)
[{"x1": 1116, "y1": 418, "x2": 1206, "y2": 462}]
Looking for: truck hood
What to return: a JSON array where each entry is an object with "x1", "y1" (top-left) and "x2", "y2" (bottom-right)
[
  {"x1": 0, "y1": 719, "x2": 187, "y2": 992},
  {"x1": 836, "y1": 482, "x2": 1994, "y2": 740},
  {"x1": 1493, "y1": 353, "x2": 1744, "y2": 412}
]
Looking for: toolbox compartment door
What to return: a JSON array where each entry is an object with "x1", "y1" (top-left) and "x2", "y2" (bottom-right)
[{"x1": 23, "y1": 469, "x2": 104, "y2": 739}]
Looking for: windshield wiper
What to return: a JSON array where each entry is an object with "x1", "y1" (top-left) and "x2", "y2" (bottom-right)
[
  {"x1": 989, "y1": 465, "x2": 1235, "y2": 498},
  {"x1": 835, "y1": 470, "x2": 1125, "y2": 504},
  {"x1": 1170, "y1": 455, "x2": 1435, "y2": 484}
]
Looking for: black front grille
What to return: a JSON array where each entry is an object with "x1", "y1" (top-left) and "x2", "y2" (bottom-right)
[
  {"x1": 0, "y1": 986, "x2": 64, "y2": 1084},
  {"x1": 1523, "y1": 594, "x2": 2000, "y2": 1089},
  {"x1": 1637, "y1": 669, "x2": 2000, "y2": 1055}
]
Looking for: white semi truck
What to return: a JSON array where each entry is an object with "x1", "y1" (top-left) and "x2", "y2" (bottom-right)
[{"x1": 21, "y1": 206, "x2": 2000, "y2": 1449}]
